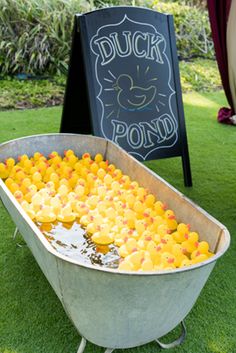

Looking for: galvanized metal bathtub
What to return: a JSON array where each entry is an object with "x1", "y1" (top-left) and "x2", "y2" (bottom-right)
[{"x1": 0, "y1": 134, "x2": 230, "y2": 352}]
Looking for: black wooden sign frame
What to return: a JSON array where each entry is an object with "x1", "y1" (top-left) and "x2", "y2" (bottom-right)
[{"x1": 60, "y1": 6, "x2": 192, "y2": 186}]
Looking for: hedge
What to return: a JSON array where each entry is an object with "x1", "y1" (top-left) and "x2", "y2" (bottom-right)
[{"x1": 0, "y1": 0, "x2": 214, "y2": 75}]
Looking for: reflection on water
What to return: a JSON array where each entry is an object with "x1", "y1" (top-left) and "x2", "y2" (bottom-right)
[{"x1": 37, "y1": 221, "x2": 120, "y2": 269}]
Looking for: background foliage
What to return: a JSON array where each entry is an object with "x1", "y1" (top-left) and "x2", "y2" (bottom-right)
[
  {"x1": 0, "y1": 0, "x2": 214, "y2": 75},
  {"x1": 152, "y1": 1, "x2": 214, "y2": 60},
  {"x1": 0, "y1": 0, "x2": 90, "y2": 75}
]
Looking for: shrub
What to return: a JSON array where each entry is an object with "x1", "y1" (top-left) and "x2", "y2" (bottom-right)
[
  {"x1": 0, "y1": 0, "x2": 92, "y2": 75},
  {"x1": 179, "y1": 59, "x2": 221, "y2": 92},
  {"x1": 151, "y1": 1, "x2": 214, "y2": 60},
  {"x1": 0, "y1": 0, "x2": 214, "y2": 75}
]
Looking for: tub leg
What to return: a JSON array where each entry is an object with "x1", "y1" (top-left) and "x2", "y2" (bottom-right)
[
  {"x1": 77, "y1": 337, "x2": 87, "y2": 353},
  {"x1": 13, "y1": 227, "x2": 19, "y2": 239},
  {"x1": 76, "y1": 339, "x2": 114, "y2": 353},
  {"x1": 155, "y1": 320, "x2": 186, "y2": 349},
  {"x1": 12, "y1": 227, "x2": 26, "y2": 248},
  {"x1": 76, "y1": 322, "x2": 185, "y2": 353}
]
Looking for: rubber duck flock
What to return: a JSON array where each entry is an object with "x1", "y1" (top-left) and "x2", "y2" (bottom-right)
[{"x1": 0, "y1": 151, "x2": 213, "y2": 272}]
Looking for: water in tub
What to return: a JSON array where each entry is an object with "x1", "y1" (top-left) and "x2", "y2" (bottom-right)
[{"x1": 38, "y1": 221, "x2": 120, "y2": 269}]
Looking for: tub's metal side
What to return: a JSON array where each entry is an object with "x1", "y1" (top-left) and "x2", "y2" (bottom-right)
[
  {"x1": 0, "y1": 179, "x2": 63, "y2": 302},
  {"x1": 0, "y1": 133, "x2": 108, "y2": 161},
  {"x1": 56, "y1": 257, "x2": 216, "y2": 349},
  {"x1": 215, "y1": 227, "x2": 231, "y2": 254}
]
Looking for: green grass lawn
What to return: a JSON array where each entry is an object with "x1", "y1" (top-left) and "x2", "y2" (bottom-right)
[{"x1": 0, "y1": 91, "x2": 236, "y2": 353}]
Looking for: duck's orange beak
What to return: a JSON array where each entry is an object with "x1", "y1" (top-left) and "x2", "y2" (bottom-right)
[{"x1": 168, "y1": 215, "x2": 176, "y2": 220}]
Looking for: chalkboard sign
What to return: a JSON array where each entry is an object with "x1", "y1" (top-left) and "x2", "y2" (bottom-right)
[{"x1": 60, "y1": 6, "x2": 192, "y2": 186}]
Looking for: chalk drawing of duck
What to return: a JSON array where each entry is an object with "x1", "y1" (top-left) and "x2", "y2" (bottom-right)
[{"x1": 115, "y1": 74, "x2": 157, "y2": 111}]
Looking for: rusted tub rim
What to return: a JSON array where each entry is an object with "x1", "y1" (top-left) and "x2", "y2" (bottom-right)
[{"x1": 0, "y1": 134, "x2": 230, "y2": 277}]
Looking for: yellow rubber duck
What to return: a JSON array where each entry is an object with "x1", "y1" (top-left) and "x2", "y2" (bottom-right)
[
  {"x1": 19, "y1": 177, "x2": 32, "y2": 194},
  {"x1": 21, "y1": 200, "x2": 36, "y2": 220},
  {"x1": 79, "y1": 214, "x2": 91, "y2": 227},
  {"x1": 31, "y1": 171, "x2": 42, "y2": 182},
  {"x1": 18, "y1": 154, "x2": 29, "y2": 167},
  {"x1": 123, "y1": 208, "x2": 136, "y2": 228},
  {"x1": 164, "y1": 209, "x2": 178, "y2": 231},
  {"x1": 45, "y1": 181, "x2": 56, "y2": 196},
  {"x1": 5, "y1": 158, "x2": 15, "y2": 175},
  {"x1": 113, "y1": 227, "x2": 133, "y2": 247},
  {"x1": 91, "y1": 231, "x2": 114, "y2": 245},
  {"x1": 5, "y1": 177, "x2": 14, "y2": 189},
  {"x1": 160, "y1": 252, "x2": 176, "y2": 270},
  {"x1": 197, "y1": 241, "x2": 210, "y2": 254},
  {"x1": 8, "y1": 182, "x2": 20, "y2": 194},
  {"x1": 146, "y1": 241, "x2": 162, "y2": 266},
  {"x1": 14, "y1": 190, "x2": 24, "y2": 203},
  {"x1": 86, "y1": 222, "x2": 98, "y2": 235},
  {"x1": 15, "y1": 169, "x2": 26, "y2": 183},
  {"x1": 23, "y1": 159, "x2": 33, "y2": 173},
  {"x1": 36, "y1": 205, "x2": 56, "y2": 223},
  {"x1": 137, "y1": 230, "x2": 154, "y2": 249},
  {"x1": 157, "y1": 224, "x2": 170, "y2": 237},
  {"x1": 89, "y1": 161, "x2": 99, "y2": 175},
  {"x1": 135, "y1": 219, "x2": 147, "y2": 235},
  {"x1": 31, "y1": 193, "x2": 44, "y2": 212},
  {"x1": 149, "y1": 215, "x2": 165, "y2": 233},
  {"x1": 51, "y1": 155, "x2": 63, "y2": 168},
  {"x1": 159, "y1": 234, "x2": 176, "y2": 253},
  {"x1": 140, "y1": 257, "x2": 154, "y2": 271},
  {"x1": 173, "y1": 223, "x2": 190, "y2": 243},
  {"x1": 124, "y1": 250, "x2": 145, "y2": 271},
  {"x1": 145, "y1": 193, "x2": 155, "y2": 207},
  {"x1": 118, "y1": 259, "x2": 135, "y2": 271},
  {"x1": 118, "y1": 238, "x2": 138, "y2": 257},
  {"x1": 181, "y1": 232, "x2": 199, "y2": 254},
  {"x1": 75, "y1": 201, "x2": 89, "y2": 218},
  {"x1": 38, "y1": 186, "x2": 50, "y2": 197},
  {"x1": 57, "y1": 185, "x2": 69, "y2": 205},
  {"x1": 178, "y1": 222, "x2": 190, "y2": 236},
  {"x1": 68, "y1": 173, "x2": 79, "y2": 188},
  {"x1": 50, "y1": 195, "x2": 62, "y2": 215},
  {"x1": 40, "y1": 166, "x2": 52, "y2": 183},
  {"x1": 180, "y1": 258, "x2": 192, "y2": 268},
  {"x1": 0, "y1": 163, "x2": 9, "y2": 179},
  {"x1": 172, "y1": 244, "x2": 188, "y2": 267},
  {"x1": 34, "y1": 152, "x2": 44, "y2": 161},
  {"x1": 86, "y1": 195, "x2": 100, "y2": 210},
  {"x1": 49, "y1": 172, "x2": 59, "y2": 188},
  {"x1": 57, "y1": 204, "x2": 76, "y2": 223},
  {"x1": 24, "y1": 184, "x2": 37, "y2": 203},
  {"x1": 133, "y1": 200, "x2": 145, "y2": 214},
  {"x1": 154, "y1": 201, "x2": 166, "y2": 216},
  {"x1": 64, "y1": 153, "x2": 78, "y2": 168}
]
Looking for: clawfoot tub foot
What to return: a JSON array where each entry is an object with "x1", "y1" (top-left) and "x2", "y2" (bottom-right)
[
  {"x1": 13, "y1": 227, "x2": 19, "y2": 239},
  {"x1": 76, "y1": 321, "x2": 186, "y2": 353},
  {"x1": 77, "y1": 337, "x2": 87, "y2": 353},
  {"x1": 156, "y1": 320, "x2": 186, "y2": 349},
  {"x1": 12, "y1": 226, "x2": 26, "y2": 247},
  {"x1": 76, "y1": 338, "x2": 114, "y2": 353}
]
